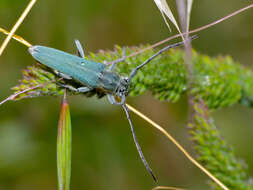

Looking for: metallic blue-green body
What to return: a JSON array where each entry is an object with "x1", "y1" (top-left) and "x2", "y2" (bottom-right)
[{"x1": 29, "y1": 46, "x2": 121, "y2": 93}]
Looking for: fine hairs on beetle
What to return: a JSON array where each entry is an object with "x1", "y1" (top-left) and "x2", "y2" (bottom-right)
[{"x1": 27, "y1": 35, "x2": 197, "y2": 181}]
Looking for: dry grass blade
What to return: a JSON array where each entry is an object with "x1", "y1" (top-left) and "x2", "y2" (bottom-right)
[
  {"x1": 0, "y1": 0, "x2": 36, "y2": 56},
  {"x1": 186, "y1": 0, "x2": 193, "y2": 31},
  {"x1": 126, "y1": 104, "x2": 229, "y2": 190},
  {"x1": 0, "y1": 27, "x2": 31, "y2": 47},
  {"x1": 153, "y1": 0, "x2": 182, "y2": 35},
  {"x1": 152, "y1": 186, "x2": 187, "y2": 190}
]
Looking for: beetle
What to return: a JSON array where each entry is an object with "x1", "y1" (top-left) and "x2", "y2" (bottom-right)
[{"x1": 27, "y1": 36, "x2": 196, "y2": 181}]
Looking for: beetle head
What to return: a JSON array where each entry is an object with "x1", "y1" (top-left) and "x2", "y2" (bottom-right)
[{"x1": 115, "y1": 77, "x2": 129, "y2": 98}]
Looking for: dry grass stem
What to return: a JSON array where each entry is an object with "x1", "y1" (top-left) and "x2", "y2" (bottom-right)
[{"x1": 0, "y1": 0, "x2": 36, "y2": 56}]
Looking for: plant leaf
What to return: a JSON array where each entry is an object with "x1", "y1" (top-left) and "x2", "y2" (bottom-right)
[
  {"x1": 153, "y1": 0, "x2": 182, "y2": 35},
  {"x1": 57, "y1": 92, "x2": 72, "y2": 190}
]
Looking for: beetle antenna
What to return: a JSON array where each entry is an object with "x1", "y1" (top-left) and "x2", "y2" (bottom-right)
[
  {"x1": 122, "y1": 103, "x2": 157, "y2": 182},
  {"x1": 128, "y1": 35, "x2": 198, "y2": 83}
]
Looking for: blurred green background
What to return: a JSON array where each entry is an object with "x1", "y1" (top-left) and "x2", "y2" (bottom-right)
[{"x1": 0, "y1": 0, "x2": 253, "y2": 189}]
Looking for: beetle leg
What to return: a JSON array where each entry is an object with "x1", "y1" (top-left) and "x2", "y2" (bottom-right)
[
  {"x1": 107, "y1": 94, "x2": 117, "y2": 104},
  {"x1": 57, "y1": 83, "x2": 79, "y2": 92},
  {"x1": 120, "y1": 95, "x2": 126, "y2": 104},
  {"x1": 76, "y1": 87, "x2": 92, "y2": 93},
  {"x1": 107, "y1": 94, "x2": 125, "y2": 105},
  {"x1": 58, "y1": 83, "x2": 92, "y2": 93},
  {"x1": 108, "y1": 47, "x2": 126, "y2": 71},
  {"x1": 54, "y1": 70, "x2": 72, "y2": 80},
  {"x1": 108, "y1": 62, "x2": 117, "y2": 71},
  {"x1": 74, "y1": 39, "x2": 85, "y2": 58}
]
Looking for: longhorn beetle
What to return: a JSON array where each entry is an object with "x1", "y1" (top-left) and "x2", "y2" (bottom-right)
[{"x1": 27, "y1": 35, "x2": 196, "y2": 181}]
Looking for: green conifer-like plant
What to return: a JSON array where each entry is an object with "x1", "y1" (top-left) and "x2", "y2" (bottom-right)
[{"x1": 12, "y1": 46, "x2": 253, "y2": 109}]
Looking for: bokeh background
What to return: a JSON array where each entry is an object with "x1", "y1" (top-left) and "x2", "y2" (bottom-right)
[{"x1": 0, "y1": 0, "x2": 252, "y2": 190}]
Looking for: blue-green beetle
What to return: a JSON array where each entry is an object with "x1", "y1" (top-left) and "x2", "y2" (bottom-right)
[
  {"x1": 28, "y1": 42, "x2": 128, "y2": 103},
  {"x1": 28, "y1": 36, "x2": 196, "y2": 181}
]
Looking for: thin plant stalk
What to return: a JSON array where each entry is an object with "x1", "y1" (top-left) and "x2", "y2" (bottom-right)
[
  {"x1": 176, "y1": 0, "x2": 194, "y2": 121},
  {"x1": 0, "y1": 85, "x2": 41, "y2": 106}
]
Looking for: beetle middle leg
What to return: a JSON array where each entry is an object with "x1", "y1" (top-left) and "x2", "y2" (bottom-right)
[
  {"x1": 54, "y1": 70, "x2": 72, "y2": 80},
  {"x1": 58, "y1": 83, "x2": 92, "y2": 93}
]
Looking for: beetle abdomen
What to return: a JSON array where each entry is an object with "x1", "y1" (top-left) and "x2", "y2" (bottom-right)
[{"x1": 29, "y1": 45, "x2": 107, "y2": 88}]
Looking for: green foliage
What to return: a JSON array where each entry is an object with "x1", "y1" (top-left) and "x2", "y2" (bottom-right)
[
  {"x1": 189, "y1": 101, "x2": 253, "y2": 190},
  {"x1": 191, "y1": 54, "x2": 253, "y2": 109},
  {"x1": 12, "y1": 45, "x2": 253, "y2": 110}
]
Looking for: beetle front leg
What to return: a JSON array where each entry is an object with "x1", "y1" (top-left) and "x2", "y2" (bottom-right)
[{"x1": 107, "y1": 94, "x2": 125, "y2": 105}]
